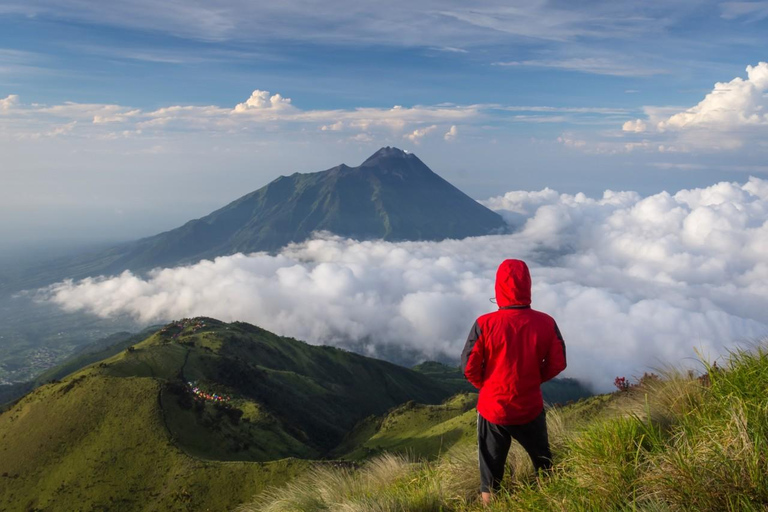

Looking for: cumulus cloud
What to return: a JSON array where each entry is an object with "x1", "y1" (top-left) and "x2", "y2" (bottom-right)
[
  {"x1": 404, "y1": 124, "x2": 437, "y2": 143},
  {"x1": 44, "y1": 177, "x2": 768, "y2": 391},
  {"x1": 622, "y1": 119, "x2": 647, "y2": 133},
  {"x1": 607, "y1": 62, "x2": 768, "y2": 153},
  {"x1": 557, "y1": 62, "x2": 768, "y2": 155},
  {"x1": 444, "y1": 125, "x2": 458, "y2": 141},
  {"x1": 233, "y1": 89, "x2": 295, "y2": 113},
  {"x1": 657, "y1": 62, "x2": 768, "y2": 132}
]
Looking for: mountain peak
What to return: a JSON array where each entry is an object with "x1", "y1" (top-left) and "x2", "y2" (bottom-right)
[
  {"x1": 361, "y1": 146, "x2": 415, "y2": 166},
  {"x1": 42, "y1": 148, "x2": 506, "y2": 282}
]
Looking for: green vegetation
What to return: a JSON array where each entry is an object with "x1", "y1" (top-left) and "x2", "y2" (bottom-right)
[
  {"x1": 247, "y1": 343, "x2": 768, "y2": 511},
  {"x1": 0, "y1": 372, "x2": 307, "y2": 511},
  {"x1": 0, "y1": 317, "x2": 471, "y2": 511},
  {"x1": 332, "y1": 393, "x2": 478, "y2": 460},
  {"x1": 0, "y1": 315, "x2": 596, "y2": 511}
]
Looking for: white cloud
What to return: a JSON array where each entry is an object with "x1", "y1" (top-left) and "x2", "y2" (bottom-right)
[
  {"x1": 233, "y1": 89, "x2": 295, "y2": 113},
  {"x1": 557, "y1": 62, "x2": 768, "y2": 155},
  {"x1": 0, "y1": 91, "x2": 486, "y2": 142},
  {"x1": 0, "y1": 90, "x2": 639, "y2": 148},
  {"x1": 93, "y1": 109, "x2": 141, "y2": 124},
  {"x1": 622, "y1": 119, "x2": 647, "y2": 133},
  {"x1": 657, "y1": 62, "x2": 768, "y2": 132},
  {"x1": 0, "y1": 94, "x2": 19, "y2": 111},
  {"x1": 404, "y1": 124, "x2": 437, "y2": 143},
  {"x1": 44, "y1": 177, "x2": 768, "y2": 391},
  {"x1": 47, "y1": 121, "x2": 77, "y2": 137},
  {"x1": 321, "y1": 121, "x2": 344, "y2": 131}
]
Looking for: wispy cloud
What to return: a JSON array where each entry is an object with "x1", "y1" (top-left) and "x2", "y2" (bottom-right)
[
  {"x1": 493, "y1": 58, "x2": 667, "y2": 77},
  {"x1": 720, "y1": 1, "x2": 768, "y2": 21},
  {"x1": 63, "y1": 43, "x2": 278, "y2": 65},
  {"x1": 5, "y1": 1, "x2": 712, "y2": 49},
  {"x1": 0, "y1": 48, "x2": 50, "y2": 76}
]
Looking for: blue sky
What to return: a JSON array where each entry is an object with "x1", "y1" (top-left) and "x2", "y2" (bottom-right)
[{"x1": 1, "y1": 0, "x2": 767, "y2": 246}]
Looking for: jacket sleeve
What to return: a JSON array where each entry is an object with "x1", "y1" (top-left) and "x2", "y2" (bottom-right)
[
  {"x1": 541, "y1": 320, "x2": 567, "y2": 383},
  {"x1": 461, "y1": 321, "x2": 485, "y2": 389}
]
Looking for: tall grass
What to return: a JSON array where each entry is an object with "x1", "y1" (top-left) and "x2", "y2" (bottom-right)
[{"x1": 245, "y1": 343, "x2": 768, "y2": 511}]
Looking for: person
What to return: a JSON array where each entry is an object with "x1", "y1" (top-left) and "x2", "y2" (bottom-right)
[{"x1": 460, "y1": 259, "x2": 567, "y2": 505}]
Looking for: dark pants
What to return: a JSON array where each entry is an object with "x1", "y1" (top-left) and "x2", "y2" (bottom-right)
[{"x1": 477, "y1": 409, "x2": 552, "y2": 493}]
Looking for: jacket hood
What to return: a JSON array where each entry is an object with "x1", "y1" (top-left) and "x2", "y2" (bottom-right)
[{"x1": 494, "y1": 259, "x2": 531, "y2": 307}]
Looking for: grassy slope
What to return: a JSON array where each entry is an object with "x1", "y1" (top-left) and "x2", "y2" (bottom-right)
[
  {"x1": 32, "y1": 327, "x2": 162, "y2": 385},
  {"x1": 332, "y1": 388, "x2": 604, "y2": 462},
  {"x1": 0, "y1": 317, "x2": 468, "y2": 511},
  {"x1": 330, "y1": 364, "x2": 592, "y2": 461},
  {"x1": 0, "y1": 370, "x2": 307, "y2": 512},
  {"x1": 248, "y1": 344, "x2": 768, "y2": 512},
  {"x1": 1, "y1": 329, "x2": 160, "y2": 411},
  {"x1": 332, "y1": 393, "x2": 479, "y2": 460}
]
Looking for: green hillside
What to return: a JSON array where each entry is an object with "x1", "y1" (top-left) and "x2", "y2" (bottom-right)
[
  {"x1": 1, "y1": 328, "x2": 168, "y2": 409},
  {"x1": 0, "y1": 372, "x2": 307, "y2": 512},
  {"x1": 246, "y1": 344, "x2": 768, "y2": 511},
  {"x1": 329, "y1": 378, "x2": 590, "y2": 462},
  {"x1": 0, "y1": 317, "x2": 468, "y2": 511},
  {"x1": 331, "y1": 393, "x2": 479, "y2": 461}
]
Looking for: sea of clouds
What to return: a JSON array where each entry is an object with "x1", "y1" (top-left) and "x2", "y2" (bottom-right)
[{"x1": 44, "y1": 177, "x2": 768, "y2": 391}]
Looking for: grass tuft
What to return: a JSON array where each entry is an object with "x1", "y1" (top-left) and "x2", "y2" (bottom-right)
[{"x1": 247, "y1": 341, "x2": 768, "y2": 511}]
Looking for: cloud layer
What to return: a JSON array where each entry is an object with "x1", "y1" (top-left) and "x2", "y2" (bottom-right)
[
  {"x1": 0, "y1": 88, "x2": 633, "y2": 146},
  {"x1": 44, "y1": 178, "x2": 768, "y2": 390}
]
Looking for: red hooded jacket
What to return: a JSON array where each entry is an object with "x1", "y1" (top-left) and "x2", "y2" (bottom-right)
[{"x1": 461, "y1": 259, "x2": 567, "y2": 425}]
